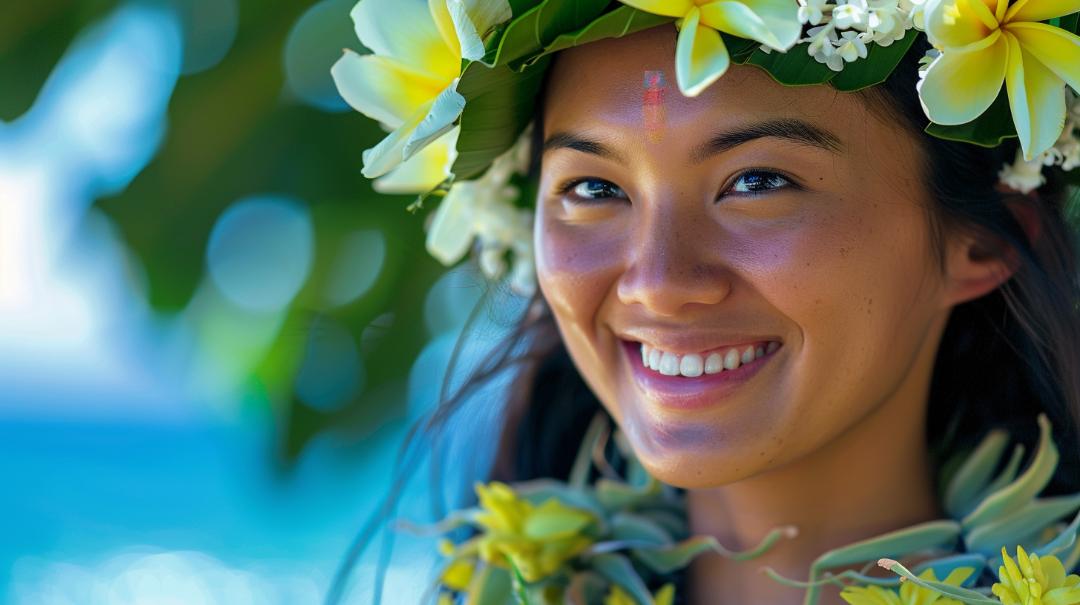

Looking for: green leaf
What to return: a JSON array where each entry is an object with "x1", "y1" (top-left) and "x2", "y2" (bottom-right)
[
  {"x1": 595, "y1": 477, "x2": 663, "y2": 511},
  {"x1": 490, "y1": 0, "x2": 612, "y2": 68},
  {"x1": 1034, "y1": 508, "x2": 1080, "y2": 560},
  {"x1": 566, "y1": 571, "x2": 609, "y2": 605},
  {"x1": 535, "y1": 6, "x2": 674, "y2": 59},
  {"x1": 879, "y1": 559, "x2": 1000, "y2": 605},
  {"x1": 745, "y1": 44, "x2": 836, "y2": 87},
  {"x1": 453, "y1": 56, "x2": 549, "y2": 181},
  {"x1": 611, "y1": 512, "x2": 674, "y2": 547},
  {"x1": 943, "y1": 429, "x2": 1010, "y2": 519},
  {"x1": 803, "y1": 520, "x2": 962, "y2": 605},
  {"x1": 831, "y1": 29, "x2": 919, "y2": 92},
  {"x1": 925, "y1": 88, "x2": 1017, "y2": 148},
  {"x1": 965, "y1": 494, "x2": 1080, "y2": 556},
  {"x1": 467, "y1": 562, "x2": 514, "y2": 605},
  {"x1": 569, "y1": 411, "x2": 609, "y2": 489},
  {"x1": 591, "y1": 553, "x2": 653, "y2": 605},
  {"x1": 631, "y1": 525, "x2": 797, "y2": 574},
  {"x1": 962, "y1": 414, "x2": 1058, "y2": 529},
  {"x1": 509, "y1": 558, "x2": 533, "y2": 605},
  {"x1": 911, "y1": 553, "x2": 988, "y2": 586}
]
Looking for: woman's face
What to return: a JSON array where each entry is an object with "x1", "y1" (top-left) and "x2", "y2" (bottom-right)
[{"x1": 535, "y1": 26, "x2": 956, "y2": 488}]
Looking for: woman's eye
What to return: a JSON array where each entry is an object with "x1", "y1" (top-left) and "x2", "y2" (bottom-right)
[
  {"x1": 561, "y1": 178, "x2": 628, "y2": 203},
  {"x1": 724, "y1": 170, "x2": 792, "y2": 197}
]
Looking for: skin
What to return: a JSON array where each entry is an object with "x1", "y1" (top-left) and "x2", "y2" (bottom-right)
[{"x1": 535, "y1": 26, "x2": 1016, "y2": 604}]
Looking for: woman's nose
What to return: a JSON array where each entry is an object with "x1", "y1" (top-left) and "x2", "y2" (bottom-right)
[{"x1": 615, "y1": 213, "x2": 733, "y2": 317}]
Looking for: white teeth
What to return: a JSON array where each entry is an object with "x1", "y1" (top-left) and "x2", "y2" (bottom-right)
[
  {"x1": 637, "y1": 341, "x2": 781, "y2": 377},
  {"x1": 723, "y1": 348, "x2": 741, "y2": 370},
  {"x1": 704, "y1": 353, "x2": 724, "y2": 374},
  {"x1": 680, "y1": 354, "x2": 704, "y2": 377},
  {"x1": 659, "y1": 352, "x2": 680, "y2": 376}
]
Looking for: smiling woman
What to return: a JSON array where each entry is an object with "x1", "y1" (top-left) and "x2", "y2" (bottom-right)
[{"x1": 328, "y1": 1, "x2": 1080, "y2": 604}]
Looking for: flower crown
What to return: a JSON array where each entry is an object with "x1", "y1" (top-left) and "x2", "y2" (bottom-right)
[{"x1": 332, "y1": 0, "x2": 1080, "y2": 295}]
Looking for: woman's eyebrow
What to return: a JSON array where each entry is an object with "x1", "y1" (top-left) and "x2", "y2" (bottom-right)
[
  {"x1": 541, "y1": 118, "x2": 841, "y2": 165},
  {"x1": 541, "y1": 132, "x2": 628, "y2": 164},
  {"x1": 690, "y1": 118, "x2": 843, "y2": 162}
]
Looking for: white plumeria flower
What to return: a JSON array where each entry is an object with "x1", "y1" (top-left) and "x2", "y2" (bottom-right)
[
  {"x1": 425, "y1": 127, "x2": 536, "y2": 296},
  {"x1": 832, "y1": 0, "x2": 869, "y2": 30},
  {"x1": 798, "y1": 0, "x2": 830, "y2": 25},
  {"x1": 999, "y1": 148, "x2": 1047, "y2": 194},
  {"x1": 331, "y1": 0, "x2": 511, "y2": 183},
  {"x1": 838, "y1": 30, "x2": 868, "y2": 62}
]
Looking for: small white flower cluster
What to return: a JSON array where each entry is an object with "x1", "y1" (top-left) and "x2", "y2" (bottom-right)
[
  {"x1": 792, "y1": 0, "x2": 927, "y2": 72},
  {"x1": 425, "y1": 126, "x2": 537, "y2": 296},
  {"x1": 999, "y1": 89, "x2": 1080, "y2": 194}
]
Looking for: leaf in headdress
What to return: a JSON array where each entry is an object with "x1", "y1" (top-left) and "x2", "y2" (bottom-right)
[
  {"x1": 452, "y1": 56, "x2": 549, "y2": 180},
  {"x1": 489, "y1": 0, "x2": 612, "y2": 68},
  {"x1": 745, "y1": 43, "x2": 836, "y2": 86},
  {"x1": 925, "y1": 89, "x2": 1018, "y2": 148},
  {"x1": 533, "y1": 6, "x2": 674, "y2": 59},
  {"x1": 830, "y1": 29, "x2": 919, "y2": 92}
]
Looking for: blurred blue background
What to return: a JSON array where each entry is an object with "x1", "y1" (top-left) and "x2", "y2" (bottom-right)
[{"x1": 0, "y1": 1, "x2": 513, "y2": 602}]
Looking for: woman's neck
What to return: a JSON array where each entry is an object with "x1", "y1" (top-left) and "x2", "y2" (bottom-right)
[{"x1": 685, "y1": 321, "x2": 946, "y2": 605}]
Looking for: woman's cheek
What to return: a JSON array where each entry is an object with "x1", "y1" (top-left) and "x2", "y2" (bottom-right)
[{"x1": 535, "y1": 212, "x2": 628, "y2": 323}]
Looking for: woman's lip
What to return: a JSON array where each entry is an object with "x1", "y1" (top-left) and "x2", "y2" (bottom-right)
[{"x1": 620, "y1": 339, "x2": 780, "y2": 410}]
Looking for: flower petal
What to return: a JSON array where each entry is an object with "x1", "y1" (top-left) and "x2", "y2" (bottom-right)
[
  {"x1": 675, "y1": 7, "x2": 731, "y2": 97},
  {"x1": 917, "y1": 33, "x2": 1007, "y2": 124},
  {"x1": 1008, "y1": 22, "x2": 1080, "y2": 94},
  {"x1": 699, "y1": 0, "x2": 801, "y2": 51},
  {"x1": 373, "y1": 127, "x2": 458, "y2": 194},
  {"x1": 361, "y1": 102, "x2": 431, "y2": 178},
  {"x1": 352, "y1": 0, "x2": 458, "y2": 78},
  {"x1": 428, "y1": 0, "x2": 462, "y2": 59},
  {"x1": 618, "y1": 0, "x2": 695, "y2": 17},
  {"x1": 449, "y1": 0, "x2": 513, "y2": 61},
  {"x1": 403, "y1": 82, "x2": 466, "y2": 161},
  {"x1": 331, "y1": 50, "x2": 446, "y2": 127},
  {"x1": 426, "y1": 182, "x2": 476, "y2": 265},
  {"x1": 1005, "y1": 0, "x2": 1080, "y2": 26},
  {"x1": 925, "y1": 0, "x2": 1000, "y2": 50},
  {"x1": 1004, "y1": 31, "x2": 1068, "y2": 159}
]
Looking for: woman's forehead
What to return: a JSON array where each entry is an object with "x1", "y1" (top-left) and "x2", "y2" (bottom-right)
[{"x1": 543, "y1": 25, "x2": 859, "y2": 142}]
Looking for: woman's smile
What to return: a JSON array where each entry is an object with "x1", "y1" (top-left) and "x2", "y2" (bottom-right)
[{"x1": 619, "y1": 338, "x2": 784, "y2": 410}]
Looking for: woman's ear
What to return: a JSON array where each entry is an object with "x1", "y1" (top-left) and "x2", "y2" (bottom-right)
[{"x1": 941, "y1": 197, "x2": 1038, "y2": 308}]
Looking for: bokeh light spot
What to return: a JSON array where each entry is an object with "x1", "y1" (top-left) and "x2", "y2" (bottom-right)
[
  {"x1": 168, "y1": 0, "x2": 239, "y2": 75},
  {"x1": 206, "y1": 196, "x2": 313, "y2": 313},
  {"x1": 423, "y1": 266, "x2": 485, "y2": 337},
  {"x1": 283, "y1": 0, "x2": 356, "y2": 112},
  {"x1": 322, "y1": 229, "x2": 385, "y2": 308}
]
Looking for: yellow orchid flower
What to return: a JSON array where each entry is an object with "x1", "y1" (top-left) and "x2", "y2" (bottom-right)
[
  {"x1": 991, "y1": 545, "x2": 1080, "y2": 605},
  {"x1": 331, "y1": 0, "x2": 511, "y2": 186},
  {"x1": 467, "y1": 481, "x2": 597, "y2": 582},
  {"x1": 918, "y1": 0, "x2": 1080, "y2": 160},
  {"x1": 618, "y1": 0, "x2": 801, "y2": 96},
  {"x1": 605, "y1": 582, "x2": 676, "y2": 605},
  {"x1": 840, "y1": 567, "x2": 973, "y2": 605}
]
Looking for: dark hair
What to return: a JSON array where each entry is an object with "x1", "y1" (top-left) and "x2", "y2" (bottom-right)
[{"x1": 325, "y1": 32, "x2": 1080, "y2": 605}]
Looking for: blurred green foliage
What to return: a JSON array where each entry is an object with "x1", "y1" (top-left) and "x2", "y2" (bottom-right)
[{"x1": 2, "y1": 0, "x2": 453, "y2": 463}]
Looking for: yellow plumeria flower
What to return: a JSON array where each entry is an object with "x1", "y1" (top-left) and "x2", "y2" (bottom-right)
[
  {"x1": 918, "y1": 0, "x2": 1080, "y2": 160},
  {"x1": 605, "y1": 582, "x2": 676, "y2": 605},
  {"x1": 618, "y1": 0, "x2": 801, "y2": 96},
  {"x1": 840, "y1": 567, "x2": 973, "y2": 605},
  {"x1": 991, "y1": 545, "x2": 1080, "y2": 605},
  {"x1": 469, "y1": 481, "x2": 597, "y2": 582},
  {"x1": 331, "y1": 0, "x2": 511, "y2": 187}
]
